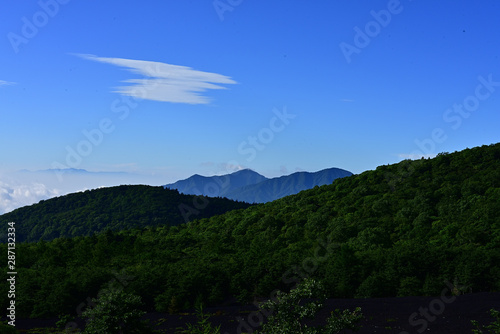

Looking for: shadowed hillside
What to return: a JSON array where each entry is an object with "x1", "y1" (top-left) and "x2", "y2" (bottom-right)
[{"x1": 0, "y1": 185, "x2": 252, "y2": 243}]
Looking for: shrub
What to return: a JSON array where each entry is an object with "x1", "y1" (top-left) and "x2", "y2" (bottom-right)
[
  {"x1": 183, "y1": 303, "x2": 221, "y2": 334},
  {"x1": 472, "y1": 309, "x2": 500, "y2": 333},
  {"x1": 82, "y1": 289, "x2": 155, "y2": 334},
  {"x1": 255, "y1": 278, "x2": 362, "y2": 334},
  {"x1": 0, "y1": 321, "x2": 17, "y2": 334}
]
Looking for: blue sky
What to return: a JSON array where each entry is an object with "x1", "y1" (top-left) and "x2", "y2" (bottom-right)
[{"x1": 1, "y1": 0, "x2": 500, "y2": 213}]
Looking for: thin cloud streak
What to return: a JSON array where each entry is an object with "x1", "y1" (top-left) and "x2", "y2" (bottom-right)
[
  {"x1": 0, "y1": 80, "x2": 16, "y2": 86},
  {"x1": 199, "y1": 162, "x2": 248, "y2": 174},
  {"x1": 76, "y1": 54, "x2": 237, "y2": 104}
]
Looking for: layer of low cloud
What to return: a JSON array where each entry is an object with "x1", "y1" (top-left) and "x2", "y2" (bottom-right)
[
  {"x1": 0, "y1": 180, "x2": 59, "y2": 215},
  {"x1": 0, "y1": 168, "x2": 177, "y2": 214},
  {"x1": 76, "y1": 54, "x2": 237, "y2": 104}
]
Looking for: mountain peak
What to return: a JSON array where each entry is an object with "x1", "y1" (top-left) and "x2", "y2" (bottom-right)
[
  {"x1": 165, "y1": 167, "x2": 352, "y2": 203},
  {"x1": 230, "y1": 168, "x2": 263, "y2": 176}
]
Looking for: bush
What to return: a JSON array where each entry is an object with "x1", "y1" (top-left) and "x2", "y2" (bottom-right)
[
  {"x1": 82, "y1": 289, "x2": 155, "y2": 334},
  {"x1": 325, "y1": 307, "x2": 363, "y2": 333},
  {"x1": 255, "y1": 278, "x2": 362, "y2": 334},
  {"x1": 56, "y1": 314, "x2": 74, "y2": 329},
  {"x1": 183, "y1": 303, "x2": 221, "y2": 334},
  {"x1": 472, "y1": 309, "x2": 500, "y2": 333},
  {"x1": 0, "y1": 321, "x2": 17, "y2": 334}
]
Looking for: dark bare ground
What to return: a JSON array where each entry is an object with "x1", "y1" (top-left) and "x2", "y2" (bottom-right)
[{"x1": 9, "y1": 292, "x2": 500, "y2": 333}]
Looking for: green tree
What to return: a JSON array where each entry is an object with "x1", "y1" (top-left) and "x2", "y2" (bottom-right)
[
  {"x1": 82, "y1": 290, "x2": 154, "y2": 334},
  {"x1": 255, "y1": 278, "x2": 362, "y2": 334}
]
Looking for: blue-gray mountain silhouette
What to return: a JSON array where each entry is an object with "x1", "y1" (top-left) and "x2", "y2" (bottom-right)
[
  {"x1": 165, "y1": 167, "x2": 353, "y2": 203},
  {"x1": 164, "y1": 169, "x2": 268, "y2": 198}
]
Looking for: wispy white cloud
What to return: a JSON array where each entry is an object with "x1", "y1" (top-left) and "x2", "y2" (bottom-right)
[
  {"x1": 199, "y1": 162, "x2": 247, "y2": 174},
  {"x1": 76, "y1": 54, "x2": 237, "y2": 104},
  {"x1": 397, "y1": 153, "x2": 436, "y2": 160},
  {"x1": 0, "y1": 80, "x2": 16, "y2": 86},
  {"x1": 217, "y1": 162, "x2": 247, "y2": 173},
  {"x1": 339, "y1": 98, "x2": 354, "y2": 103},
  {"x1": 0, "y1": 180, "x2": 59, "y2": 215}
]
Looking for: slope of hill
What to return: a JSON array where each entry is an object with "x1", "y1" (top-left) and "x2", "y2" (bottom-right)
[
  {"x1": 224, "y1": 167, "x2": 353, "y2": 203},
  {"x1": 2, "y1": 143, "x2": 499, "y2": 320},
  {"x1": 0, "y1": 185, "x2": 252, "y2": 243},
  {"x1": 166, "y1": 167, "x2": 353, "y2": 203},
  {"x1": 165, "y1": 168, "x2": 268, "y2": 197}
]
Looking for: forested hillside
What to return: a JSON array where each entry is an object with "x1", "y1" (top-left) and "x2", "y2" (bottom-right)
[
  {"x1": 1, "y1": 143, "x2": 499, "y2": 320},
  {"x1": 0, "y1": 185, "x2": 252, "y2": 242}
]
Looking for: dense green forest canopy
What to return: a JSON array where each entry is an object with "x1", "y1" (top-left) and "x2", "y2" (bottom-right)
[
  {"x1": 0, "y1": 185, "x2": 253, "y2": 242},
  {"x1": 1, "y1": 143, "x2": 499, "y2": 319}
]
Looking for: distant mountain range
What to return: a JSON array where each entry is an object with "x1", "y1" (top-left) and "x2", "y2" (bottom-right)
[
  {"x1": 165, "y1": 167, "x2": 353, "y2": 203},
  {"x1": 19, "y1": 168, "x2": 128, "y2": 175}
]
